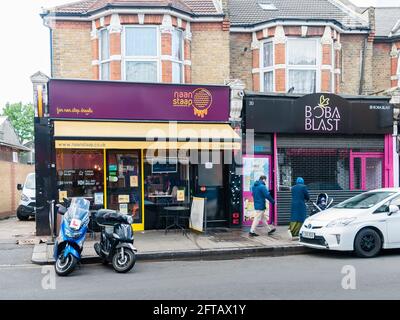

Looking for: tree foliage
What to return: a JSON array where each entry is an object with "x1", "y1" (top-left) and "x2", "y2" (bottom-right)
[{"x1": 2, "y1": 102, "x2": 34, "y2": 144}]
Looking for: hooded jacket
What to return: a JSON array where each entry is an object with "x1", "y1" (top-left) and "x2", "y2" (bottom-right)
[
  {"x1": 251, "y1": 180, "x2": 275, "y2": 210},
  {"x1": 290, "y1": 181, "x2": 310, "y2": 222}
]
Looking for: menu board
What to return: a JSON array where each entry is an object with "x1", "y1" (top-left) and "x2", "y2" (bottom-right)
[{"x1": 190, "y1": 197, "x2": 205, "y2": 232}]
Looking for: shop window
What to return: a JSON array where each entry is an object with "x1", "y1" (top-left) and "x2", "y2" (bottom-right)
[
  {"x1": 124, "y1": 26, "x2": 158, "y2": 82},
  {"x1": 286, "y1": 38, "x2": 319, "y2": 94},
  {"x1": 56, "y1": 149, "x2": 105, "y2": 205},
  {"x1": 144, "y1": 157, "x2": 189, "y2": 205},
  {"x1": 99, "y1": 29, "x2": 110, "y2": 80},
  {"x1": 243, "y1": 134, "x2": 272, "y2": 155},
  {"x1": 278, "y1": 148, "x2": 350, "y2": 191}
]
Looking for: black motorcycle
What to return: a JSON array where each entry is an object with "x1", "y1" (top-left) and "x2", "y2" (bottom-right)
[{"x1": 93, "y1": 209, "x2": 137, "y2": 273}]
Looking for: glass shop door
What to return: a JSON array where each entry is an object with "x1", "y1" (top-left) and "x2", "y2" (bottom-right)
[
  {"x1": 106, "y1": 150, "x2": 143, "y2": 230},
  {"x1": 350, "y1": 152, "x2": 384, "y2": 191}
]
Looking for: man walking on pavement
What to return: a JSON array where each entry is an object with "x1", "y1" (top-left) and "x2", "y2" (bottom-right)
[{"x1": 249, "y1": 175, "x2": 276, "y2": 237}]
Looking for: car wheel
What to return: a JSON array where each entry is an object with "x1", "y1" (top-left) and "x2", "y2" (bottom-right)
[
  {"x1": 354, "y1": 228, "x2": 382, "y2": 258},
  {"x1": 16, "y1": 208, "x2": 29, "y2": 221}
]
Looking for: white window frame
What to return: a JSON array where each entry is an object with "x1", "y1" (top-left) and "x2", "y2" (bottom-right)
[
  {"x1": 171, "y1": 29, "x2": 185, "y2": 84},
  {"x1": 99, "y1": 28, "x2": 111, "y2": 80},
  {"x1": 397, "y1": 54, "x2": 400, "y2": 87},
  {"x1": 259, "y1": 39, "x2": 275, "y2": 93},
  {"x1": 121, "y1": 25, "x2": 161, "y2": 82},
  {"x1": 286, "y1": 37, "x2": 321, "y2": 94}
]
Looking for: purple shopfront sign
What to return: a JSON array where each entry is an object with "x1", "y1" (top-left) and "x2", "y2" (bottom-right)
[{"x1": 48, "y1": 79, "x2": 230, "y2": 122}]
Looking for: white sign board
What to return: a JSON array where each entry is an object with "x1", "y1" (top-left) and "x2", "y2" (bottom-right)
[{"x1": 189, "y1": 197, "x2": 205, "y2": 232}]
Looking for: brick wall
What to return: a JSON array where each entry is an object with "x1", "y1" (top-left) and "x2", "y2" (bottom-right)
[
  {"x1": 191, "y1": 23, "x2": 230, "y2": 84},
  {"x1": 51, "y1": 21, "x2": 93, "y2": 79},
  {"x1": 230, "y1": 33, "x2": 252, "y2": 90},
  {"x1": 372, "y1": 42, "x2": 392, "y2": 93},
  {"x1": 340, "y1": 34, "x2": 365, "y2": 95},
  {"x1": 0, "y1": 161, "x2": 34, "y2": 218}
]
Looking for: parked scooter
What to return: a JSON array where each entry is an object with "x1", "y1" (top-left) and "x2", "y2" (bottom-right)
[
  {"x1": 94, "y1": 209, "x2": 137, "y2": 273},
  {"x1": 309, "y1": 193, "x2": 334, "y2": 216},
  {"x1": 53, "y1": 197, "x2": 90, "y2": 276}
]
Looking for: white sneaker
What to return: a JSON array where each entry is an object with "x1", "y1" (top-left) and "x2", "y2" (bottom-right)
[{"x1": 287, "y1": 229, "x2": 292, "y2": 239}]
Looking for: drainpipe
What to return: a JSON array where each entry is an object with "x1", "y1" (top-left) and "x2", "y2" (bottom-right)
[
  {"x1": 42, "y1": 12, "x2": 53, "y2": 78},
  {"x1": 360, "y1": 7, "x2": 375, "y2": 95},
  {"x1": 359, "y1": 37, "x2": 367, "y2": 95}
]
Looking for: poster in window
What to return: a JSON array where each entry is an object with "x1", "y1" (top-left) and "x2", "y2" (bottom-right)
[
  {"x1": 58, "y1": 190, "x2": 68, "y2": 203},
  {"x1": 130, "y1": 175, "x2": 138, "y2": 187},
  {"x1": 94, "y1": 193, "x2": 104, "y2": 205},
  {"x1": 177, "y1": 189, "x2": 185, "y2": 202},
  {"x1": 118, "y1": 195, "x2": 130, "y2": 203},
  {"x1": 242, "y1": 156, "x2": 271, "y2": 226},
  {"x1": 119, "y1": 203, "x2": 128, "y2": 214}
]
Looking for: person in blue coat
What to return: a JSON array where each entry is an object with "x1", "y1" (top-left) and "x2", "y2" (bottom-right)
[
  {"x1": 249, "y1": 175, "x2": 276, "y2": 237},
  {"x1": 289, "y1": 177, "x2": 310, "y2": 238}
]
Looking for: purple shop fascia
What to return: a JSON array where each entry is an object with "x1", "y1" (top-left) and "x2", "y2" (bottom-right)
[
  {"x1": 242, "y1": 92, "x2": 395, "y2": 226},
  {"x1": 34, "y1": 79, "x2": 242, "y2": 236}
]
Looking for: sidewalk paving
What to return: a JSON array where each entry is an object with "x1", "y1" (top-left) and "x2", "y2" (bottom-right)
[{"x1": 31, "y1": 226, "x2": 310, "y2": 265}]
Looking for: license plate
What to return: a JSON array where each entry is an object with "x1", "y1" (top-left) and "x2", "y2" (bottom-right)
[
  {"x1": 302, "y1": 231, "x2": 315, "y2": 239},
  {"x1": 70, "y1": 218, "x2": 82, "y2": 230}
]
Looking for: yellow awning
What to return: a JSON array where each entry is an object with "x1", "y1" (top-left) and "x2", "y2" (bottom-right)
[{"x1": 54, "y1": 121, "x2": 241, "y2": 150}]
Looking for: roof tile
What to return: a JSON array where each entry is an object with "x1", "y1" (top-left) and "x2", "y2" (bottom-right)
[
  {"x1": 47, "y1": 0, "x2": 220, "y2": 16},
  {"x1": 228, "y1": 0, "x2": 369, "y2": 29}
]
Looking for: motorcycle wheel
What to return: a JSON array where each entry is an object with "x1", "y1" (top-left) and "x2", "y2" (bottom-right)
[
  {"x1": 55, "y1": 252, "x2": 78, "y2": 276},
  {"x1": 112, "y1": 248, "x2": 135, "y2": 273}
]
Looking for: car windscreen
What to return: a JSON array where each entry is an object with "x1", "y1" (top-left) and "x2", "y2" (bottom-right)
[
  {"x1": 25, "y1": 174, "x2": 35, "y2": 190},
  {"x1": 334, "y1": 192, "x2": 396, "y2": 209}
]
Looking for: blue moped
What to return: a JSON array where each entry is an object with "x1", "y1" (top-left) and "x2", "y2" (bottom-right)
[{"x1": 54, "y1": 197, "x2": 90, "y2": 276}]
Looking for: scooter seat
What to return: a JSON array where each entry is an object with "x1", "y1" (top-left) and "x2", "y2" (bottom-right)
[{"x1": 95, "y1": 209, "x2": 131, "y2": 225}]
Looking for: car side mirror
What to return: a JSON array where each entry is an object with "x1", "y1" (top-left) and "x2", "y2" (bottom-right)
[
  {"x1": 388, "y1": 204, "x2": 399, "y2": 216},
  {"x1": 17, "y1": 184, "x2": 23, "y2": 191}
]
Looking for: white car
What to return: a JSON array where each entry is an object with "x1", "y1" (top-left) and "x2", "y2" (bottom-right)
[
  {"x1": 299, "y1": 188, "x2": 400, "y2": 258},
  {"x1": 16, "y1": 173, "x2": 36, "y2": 221}
]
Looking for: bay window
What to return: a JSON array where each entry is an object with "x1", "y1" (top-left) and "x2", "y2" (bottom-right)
[
  {"x1": 287, "y1": 38, "x2": 319, "y2": 94},
  {"x1": 261, "y1": 41, "x2": 274, "y2": 92},
  {"x1": 99, "y1": 29, "x2": 110, "y2": 80},
  {"x1": 123, "y1": 26, "x2": 159, "y2": 82}
]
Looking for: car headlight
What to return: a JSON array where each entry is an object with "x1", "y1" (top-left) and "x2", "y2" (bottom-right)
[
  {"x1": 21, "y1": 194, "x2": 30, "y2": 202},
  {"x1": 326, "y1": 217, "x2": 356, "y2": 228}
]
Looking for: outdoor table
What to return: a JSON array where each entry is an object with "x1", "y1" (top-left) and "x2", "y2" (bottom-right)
[{"x1": 162, "y1": 206, "x2": 190, "y2": 234}]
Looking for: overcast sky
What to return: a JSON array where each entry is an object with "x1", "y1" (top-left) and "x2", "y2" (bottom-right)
[{"x1": 0, "y1": 0, "x2": 399, "y2": 109}]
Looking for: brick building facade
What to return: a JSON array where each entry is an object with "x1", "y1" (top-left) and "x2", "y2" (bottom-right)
[
  {"x1": 43, "y1": 0, "x2": 230, "y2": 85},
  {"x1": 42, "y1": 0, "x2": 399, "y2": 96}
]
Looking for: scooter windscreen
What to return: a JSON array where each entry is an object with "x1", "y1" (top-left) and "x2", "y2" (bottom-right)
[{"x1": 64, "y1": 198, "x2": 90, "y2": 230}]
